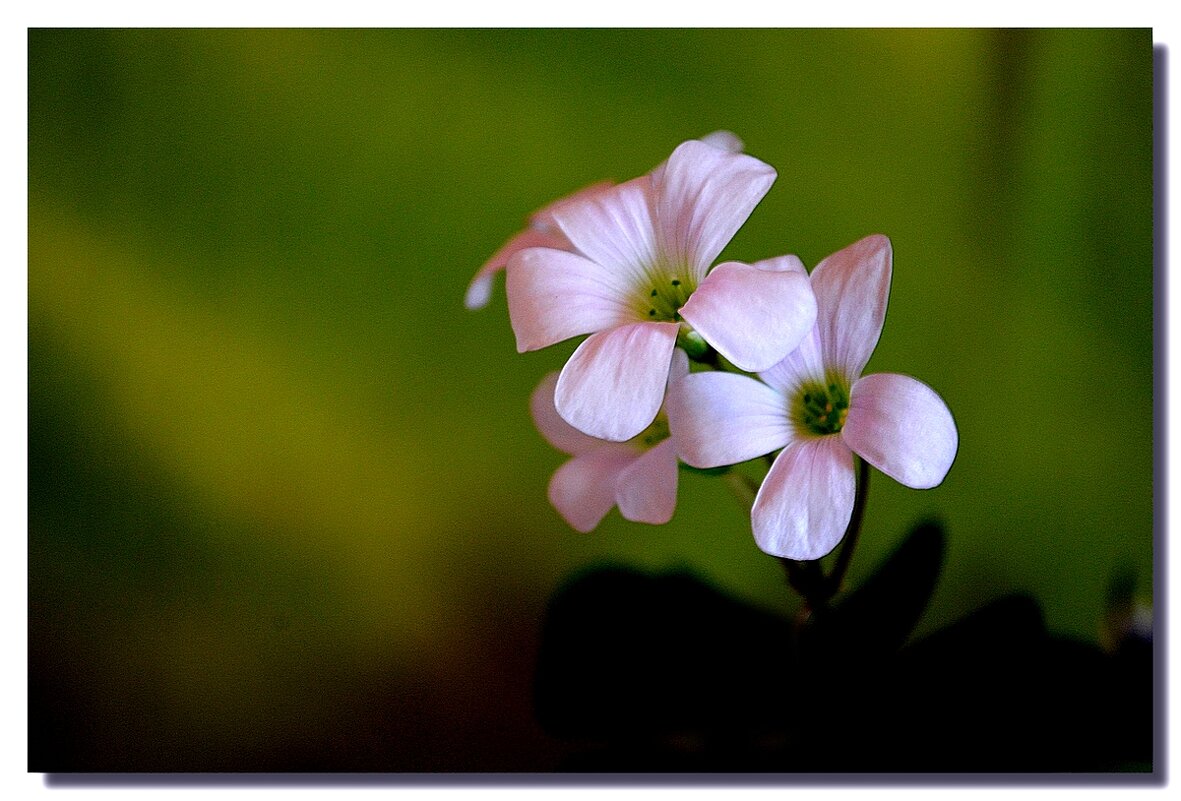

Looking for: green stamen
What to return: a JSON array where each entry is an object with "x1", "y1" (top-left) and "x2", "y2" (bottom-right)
[{"x1": 793, "y1": 375, "x2": 851, "y2": 436}]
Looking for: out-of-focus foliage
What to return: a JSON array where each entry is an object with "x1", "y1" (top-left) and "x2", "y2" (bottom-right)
[{"x1": 29, "y1": 29, "x2": 1153, "y2": 770}]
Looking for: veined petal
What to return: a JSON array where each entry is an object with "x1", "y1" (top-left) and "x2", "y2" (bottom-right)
[
  {"x1": 530, "y1": 180, "x2": 618, "y2": 230},
  {"x1": 752, "y1": 436, "x2": 856, "y2": 560},
  {"x1": 555, "y1": 322, "x2": 680, "y2": 442},
  {"x1": 466, "y1": 227, "x2": 568, "y2": 310},
  {"x1": 680, "y1": 261, "x2": 817, "y2": 372},
  {"x1": 548, "y1": 447, "x2": 637, "y2": 533},
  {"x1": 809, "y1": 234, "x2": 893, "y2": 381},
  {"x1": 842, "y1": 372, "x2": 958, "y2": 489},
  {"x1": 615, "y1": 438, "x2": 679, "y2": 525},
  {"x1": 654, "y1": 139, "x2": 777, "y2": 281},
  {"x1": 549, "y1": 176, "x2": 659, "y2": 284},
  {"x1": 506, "y1": 247, "x2": 637, "y2": 352},
  {"x1": 759, "y1": 325, "x2": 827, "y2": 397},
  {"x1": 668, "y1": 346, "x2": 690, "y2": 383},
  {"x1": 665, "y1": 372, "x2": 792, "y2": 469},
  {"x1": 529, "y1": 372, "x2": 606, "y2": 456}
]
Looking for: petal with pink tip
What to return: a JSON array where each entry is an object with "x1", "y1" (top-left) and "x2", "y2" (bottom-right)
[
  {"x1": 466, "y1": 227, "x2": 569, "y2": 310},
  {"x1": 808, "y1": 234, "x2": 892, "y2": 381},
  {"x1": 555, "y1": 322, "x2": 680, "y2": 442},
  {"x1": 654, "y1": 140, "x2": 776, "y2": 280},
  {"x1": 548, "y1": 176, "x2": 659, "y2": 283},
  {"x1": 529, "y1": 372, "x2": 606, "y2": 456},
  {"x1": 665, "y1": 372, "x2": 792, "y2": 469},
  {"x1": 680, "y1": 261, "x2": 817, "y2": 372},
  {"x1": 506, "y1": 247, "x2": 637, "y2": 352},
  {"x1": 752, "y1": 436, "x2": 856, "y2": 560},
  {"x1": 615, "y1": 438, "x2": 679, "y2": 525},
  {"x1": 842, "y1": 372, "x2": 958, "y2": 489},
  {"x1": 548, "y1": 447, "x2": 637, "y2": 533}
]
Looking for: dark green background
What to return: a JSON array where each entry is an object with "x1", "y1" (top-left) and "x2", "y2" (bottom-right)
[{"x1": 29, "y1": 29, "x2": 1153, "y2": 770}]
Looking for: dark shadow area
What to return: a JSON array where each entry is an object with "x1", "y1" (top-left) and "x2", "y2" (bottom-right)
[{"x1": 535, "y1": 522, "x2": 1154, "y2": 773}]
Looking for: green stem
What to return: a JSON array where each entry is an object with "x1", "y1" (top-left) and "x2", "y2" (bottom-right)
[{"x1": 777, "y1": 455, "x2": 871, "y2": 611}]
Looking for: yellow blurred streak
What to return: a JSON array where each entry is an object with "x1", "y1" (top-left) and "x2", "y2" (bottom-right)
[{"x1": 29, "y1": 200, "x2": 452, "y2": 654}]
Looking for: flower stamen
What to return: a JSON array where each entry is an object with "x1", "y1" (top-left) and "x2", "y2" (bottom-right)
[{"x1": 793, "y1": 376, "x2": 850, "y2": 437}]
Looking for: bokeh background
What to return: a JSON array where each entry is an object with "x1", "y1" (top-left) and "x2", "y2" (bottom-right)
[{"x1": 28, "y1": 28, "x2": 1154, "y2": 771}]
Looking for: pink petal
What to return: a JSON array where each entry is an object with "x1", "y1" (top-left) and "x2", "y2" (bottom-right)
[
  {"x1": 555, "y1": 322, "x2": 680, "y2": 442},
  {"x1": 529, "y1": 372, "x2": 606, "y2": 456},
  {"x1": 615, "y1": 438, "x2": 679, "y2": 525},
  {"x1": 752, "y1": 436, "x2": 856, "y2": 560},
  {"x1": 466, "y1": 227, "x2": 568, "y2": 310},
  {"x1": 548, "y1": 176, "x2": 659, "y2": 284},
  {"x1": 842, "y1": 372, "x2": 958, "y2": 489},
  {"x1": 665, "y1": 372, "x2": 792, "y2": 469},
  {"x1": 505, "y1": 247, "x2": 637, "y2": 352},
  {"x1": 679, "y1": 260, "x2": 817, "y2": 372},
  {"x1": 653, "y1": 140, "x2": 777, "y2": 281},
  {"x1": 530, "y1": 180, "x2": 618, "y2": 229},
  {"x1": 667, "y1": 346, "x2": 690, "y2": 383},
  {"x1": 759, "y1": 326, "x2": 827, "y2": 397},
  {"x1": 749, "y1": 253, "x2": 807, "y2": 275},
  {"x1": 698, "y1": 130, "x2": 744, "y2": 153},
  {"x1": 548, "y1": 447, "x2": 637, "y2": 533},
  {"x1": 809, "y1": 234, "x2": 893, "y2": 381}
]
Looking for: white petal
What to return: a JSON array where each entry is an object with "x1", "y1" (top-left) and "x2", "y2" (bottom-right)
[
  {"x1": 615, "y1": 438, "x2": 679, "y2": 525},
  {"x1": 548, "y1": 448, "x2": 636, "y2": 532},
  {"x1": 505, "y1": 247, "x2": 636, "y2": 352},
  {"x1": 665, "y1": 371, "x2": 792, "y2": 469},
  {"x1": 530, "y1": 180, "x2": 617, "y2": 230},
  {"x1": 842, "y1": 372, "x2": 958, "y2": 489},
  {"x1": 698, "y1": 130, "x2": 744, "y2": 153},
  {"x1": 680, "y1": 260, "x2": 817, "y2": 372},
  {"x1": 752, "y1": 436, "x2": 856, "y2": 560},
  {"x1": 529, "y1": 372, "x2": 606, "y2": 456},
  {"x1": 555, "y1": 322, "x2": 680, "y2": 442},
  {"x1": 809, "y1": 234, "x2": 893, "y2": 381},
  {"x1": 653, "y1": 140, "x2": 777, "y2": 281}
]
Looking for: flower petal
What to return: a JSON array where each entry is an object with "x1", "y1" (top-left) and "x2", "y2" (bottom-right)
[
  {"x1": 809, "y1": 234, "x2": 893, "y2": 381},
  {"x1": 615, "y1": 438, "x2": 679, "y2": 525},
  {"x1": 749, "y1": 253, "x2": 807, "y2": 275},
  {"x1": 680, "y1": 260, "x2": 817, "y2": 372},
  {"x1": 665, "y1": 371, "x2": 792, "y2": 469},
  {"x1": 667, "y1": 345, "x2": 690, "y2": 383},
  {"x1": 548, "y1": 176, "x2": 659, "y2": 284},
  {"x1": 698, "y1": 130, "x2": 744, "y2": 153},
  {"x1": 548, "y1": 448, "x2": 636, "y2": 533},
  {"x1": 752, "y1": 436, "x2": 856, "y2": 560},
  {"x1": 842, "y1": 372, "x2": 958, "y2": 489},
  {"x1": 555, "y1": 322, "x2": 680, "y2": 442},
  {"x1": 653, "y1": 139, "x2": 777, "y2": 281},
  {"x1": 466, "y1": 227, "x2": 568, "y2": 310},
  {"x1": 759, "y1": 325, "x2": 826, "y2": 397},
  {"x1": 530, "y1": 180, "x2": 617, "y2": 230},
  {"x1": 529, "y1": 372, "x2": 606, "y2": 456},
  {"x1": 505, "y1": 247, "x2": 637, "y2": 352}
]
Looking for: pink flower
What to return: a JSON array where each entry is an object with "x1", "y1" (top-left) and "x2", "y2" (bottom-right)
[
  {"x1": 530, "y1": 351, "x2": 689, "y2": 532},
  {"x1": 666, "y1": 235, "x2": 958, "y2": 560},
  {"x1": 465, "y1": 131, "x2": 745, "y2": 311},
  {"x1": 507, "y1": 138, "x2": 816, "y2": 442}
]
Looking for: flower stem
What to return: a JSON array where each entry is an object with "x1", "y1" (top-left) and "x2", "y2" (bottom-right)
[
  {"x1": 821, "y1": 456, "x2": 871, "y2": 599},
  {"x1": 778, "y1": 456, "x2": 871, "y2": 611}
]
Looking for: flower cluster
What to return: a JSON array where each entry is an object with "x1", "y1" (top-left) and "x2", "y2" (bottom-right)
[{"x1": 472, "y1": 133, "x2": 957, "y2": 561}]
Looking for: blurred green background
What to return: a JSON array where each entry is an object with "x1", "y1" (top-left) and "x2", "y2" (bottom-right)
[{"x1": 28, "y1": 29, "x2": 1153, "y2": 770}]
